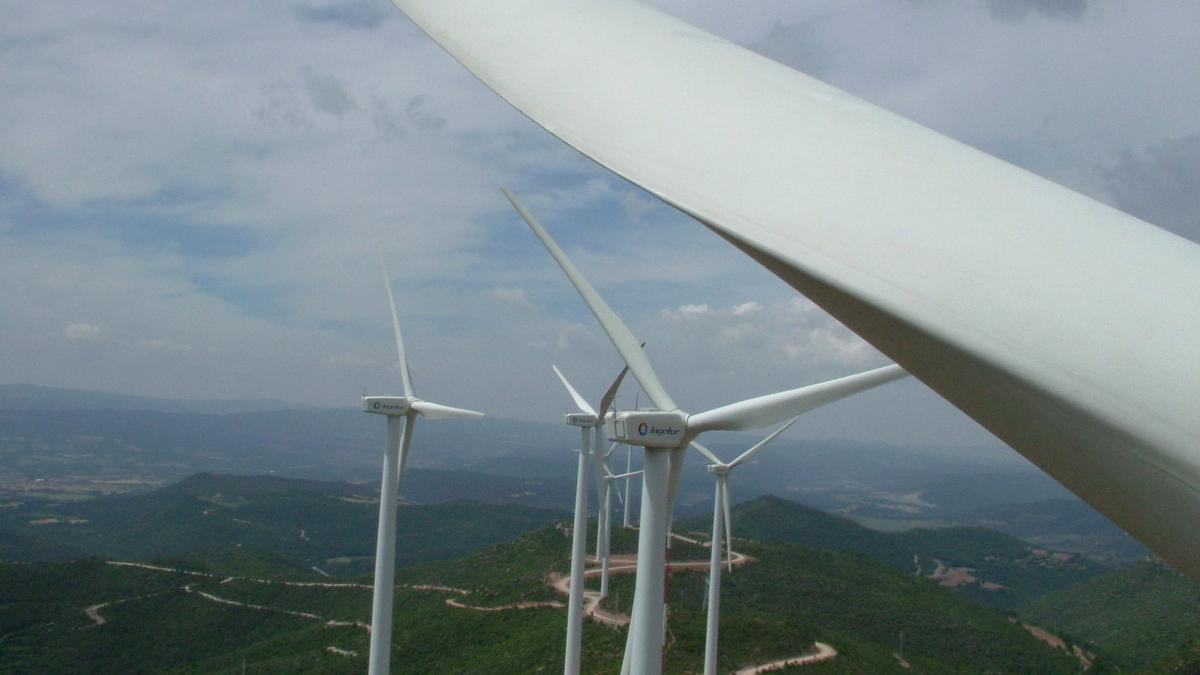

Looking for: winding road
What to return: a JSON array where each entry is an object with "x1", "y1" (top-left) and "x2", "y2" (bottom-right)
[
  {"x1": 734, "y1": 642, "x2": 839, "y2": 674},
  {"x1": 95, "y1": 534, "x2": 836, "y2": 671}
]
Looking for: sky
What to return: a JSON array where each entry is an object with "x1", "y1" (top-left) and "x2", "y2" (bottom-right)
[{"x1": 2, "y1": 1, "x2": 1198, "y2": 448}]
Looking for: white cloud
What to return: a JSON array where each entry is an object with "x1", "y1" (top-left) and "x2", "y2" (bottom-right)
[
  {"x1": 661, "y1": 303, "x2": 711, "y2": 320},
  {"x1": 731, "y1": 301, "x2": 761, "y2": 316},
  {"x1": 485, "y1": 287, "x2": 532, "y2": 307},
  {"x1": 620, "y1": 190, "x2": 657, "y2": 221},
  {"x1": 0, "y1": 1, "x2": 1191, "y2": 448},
  {"x1": 63, "y1": 323, "x2": 101, "y2": 340}
]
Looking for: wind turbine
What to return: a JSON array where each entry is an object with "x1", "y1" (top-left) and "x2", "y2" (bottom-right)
[
  {"x1": 552, "y1": 364, "x2": 625, "y2": 675},
  {"x1": 600, "y1": 446, "x2": 642, "y2": 597},
  {"x1": 364, "y1": 268, "x2": 484, "y2": 675},
  {"x1": 690, "y1": 417, "x2": 802, "y2": 675},
  {"x1": 504, "y1": 189, "x2": 909, "y2": 675}
]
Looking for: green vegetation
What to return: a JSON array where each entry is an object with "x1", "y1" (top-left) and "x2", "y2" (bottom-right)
[
  {"x1": 690, "y1": 495, "x2": 1105, "y2": 608},
  {"x1": 0, "y1": 473, "x2": 565, "y2": 575},
  {"x1": 1020, "y1": 558, "x2": 1200, "y2": 671},
  {"x1": 601, "y1": 538, "x2": 1078, "y2": 673},
  {"x1": 0, "y1": 476, "x2": 1178, "y2": 672},
  {"x1": 0, "y1": 518, "x2": 1082, "y2": 674},
  {"x1": 0, "y1": 529, "x2": 81, "y2": 562},
  {"x1": 1139, "y1": 638, "x2": 1200, "y2": 674}
]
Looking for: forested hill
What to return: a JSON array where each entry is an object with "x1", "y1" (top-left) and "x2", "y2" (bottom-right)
[
  {"x1": 0, "y1": 473, "x2": 565, "y2": 575},
  {"x1": 1020, "y1": 558, "x2": 1200, "y2": 671},
  {"x1": 685, "y1": 494, "x2": 1106, "y2": 608},
  {"x1": 0, "y1": 523, "x2": 1081, "y2": 673}
]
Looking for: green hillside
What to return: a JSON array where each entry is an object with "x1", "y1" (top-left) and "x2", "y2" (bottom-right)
[
  {"x1": 685, "y1": 495, "x2": 1105, "y2": 608},
  {"x1": 0, "y1": 529, "x2": 81, "y2": 562},
  {"x1": 0, "y1": 473, "x2": 564, "y2": 575},
  {"x1": 0, "y1": 522, "x2": 1080, "y2": 673},
  {"x1": 1020, "y1": 559, "x2": 1200, "y2": 671}
]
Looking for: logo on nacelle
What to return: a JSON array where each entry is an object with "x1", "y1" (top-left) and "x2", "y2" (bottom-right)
[{"x1": 638, "y1": 422, "x2": 649, "y2": 436}]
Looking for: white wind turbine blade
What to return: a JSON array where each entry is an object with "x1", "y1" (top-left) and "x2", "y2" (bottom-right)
[
  {"x1": 722, "y1": 477, "x2": 733, "y2": 573},
  {"x1": 397, "y1": 0, "x2": 1200, "y2": 584},
  {"x1": 609, "y1": 470, "x2": 644, "y2": 480},
  {"x1": 606, "y1": 442, "x2": 619, "y2": 458},
  {"x1": 689, "y1": 440, "x2": 725, "y2": 466},
  {"x1": 381, "y1": 262, "x2": 414, "y2": 398},
  {"x1": 728, "y1": 415, "x2": 803, "y2": 469},
  {"x1": 595, "y1": 367, "x2": 628, "y2": 515},
  {"x1": 552, "y1": 365, "x2": 597, "y2": 416},
  {"x1": 688, "y1": 364, "x2": 908, "y2": 434},
  {"x1": 409, "y1": 401, "x2": 485, "y2": 419},
  {"x1": 665, "y1": 445, "x2": 685, "y2": 542},
  {"x1": 505, "y1": 189, "x2": 678, "y2": 412},
  {"x1": 598, "y1": 367, "x2": 628, "y2": 417},
  {"x1": 397, "y1": 413, "x2": 416, "y2": 476}
]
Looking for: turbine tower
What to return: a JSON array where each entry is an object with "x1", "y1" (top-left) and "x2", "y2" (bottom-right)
[
  {"x1": 621, "y1": 441, "x2": 635, "y2": 528},
  {"x1": 505, "y1": 189, "x2": 909, "y2": 675},
  {"x1": 601, "y1": 447, "x2": 642, "y2": 597},
  {"x1": 552, "y1": 364, "x2": 626, "y2": 675},
  {"x1": 364, "y1": 267, "x2": 484, "y2": 675},
  {"x1": 690, "y1": 417, "x2": 802, "y2": 675}
]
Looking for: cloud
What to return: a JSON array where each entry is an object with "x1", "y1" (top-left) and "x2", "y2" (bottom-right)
[
  {"x1": 752, "y1": 19, "x2": 833, "y2": 78},
  {"x1": 661, "y1": 303, "x2": 711, "y2": 320},
  {"x1": 139, "y1": 338, "x2": 193, "y2": 352},
  {"x1": 405, "y1": 95, "x2": 446, "y2": 131},
  {"x1": 985, "y1": 0, "x2": 1087, "y2": 23},
  {"x1": 303, "y1": 68, "x2": 356, "y2": 117},
  {"x1": 653, "y1": 298, "x2": 876, "y2": 368},
  {"x1": 64, "y1": 323, "x2": 101, "y2": 340},
  {"x1": 0, "y1": 0, "x2": 1191, "y2": 450},
  {"x1": 619, "y1": 190, "x2": 658, "y2": 222},
  {"x1": 484, "y1": 286, "x2": 534, "y2": 308},
  {"x1": 254, "y1": 80, "x2": 311, "y2": 129},
  {"x1": 369, "y1": 95, "x2": 407, "y2": 141},
  {"x1": 1101, "y1": 134, "x2": 1200, "y2": 243},
  {"x1": 294, "y1": 2, "x2": 391, "y2": 31}
]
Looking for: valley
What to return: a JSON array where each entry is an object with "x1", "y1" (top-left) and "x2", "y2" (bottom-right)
[{"x1": 0, "y1": 387, "x2": 1191, "y2": 672}]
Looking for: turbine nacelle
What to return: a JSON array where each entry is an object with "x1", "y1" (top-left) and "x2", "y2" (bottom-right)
[
  {"x1": 606, "y1": 410, "x2": 688, "y2": 448},
  {"x1": 362, "y1": 395, "x2": 412, "y2": 416},
  {"x1": 564, "y1": 410, "x2": 597, "y2": 425}
]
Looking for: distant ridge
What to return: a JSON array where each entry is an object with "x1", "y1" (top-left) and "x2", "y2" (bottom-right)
[
  {"x1": 0, "y1": 383, "x2": 313, "y2": 415},
  {"x1": 684, "y1": 494, "x2": 1106, "y2": 608},
  {"x1": 0, "y1": 472, "x2": 565, "y2": 574}
]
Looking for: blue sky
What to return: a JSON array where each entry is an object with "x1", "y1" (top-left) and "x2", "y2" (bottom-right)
[{"x1": 2, "y1": 1, "x2": 1198, "y2": 448}]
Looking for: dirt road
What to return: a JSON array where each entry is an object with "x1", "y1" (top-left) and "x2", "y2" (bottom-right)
[{"x1": 735, "y1": 642, "x2": 839, "y2": 674}]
